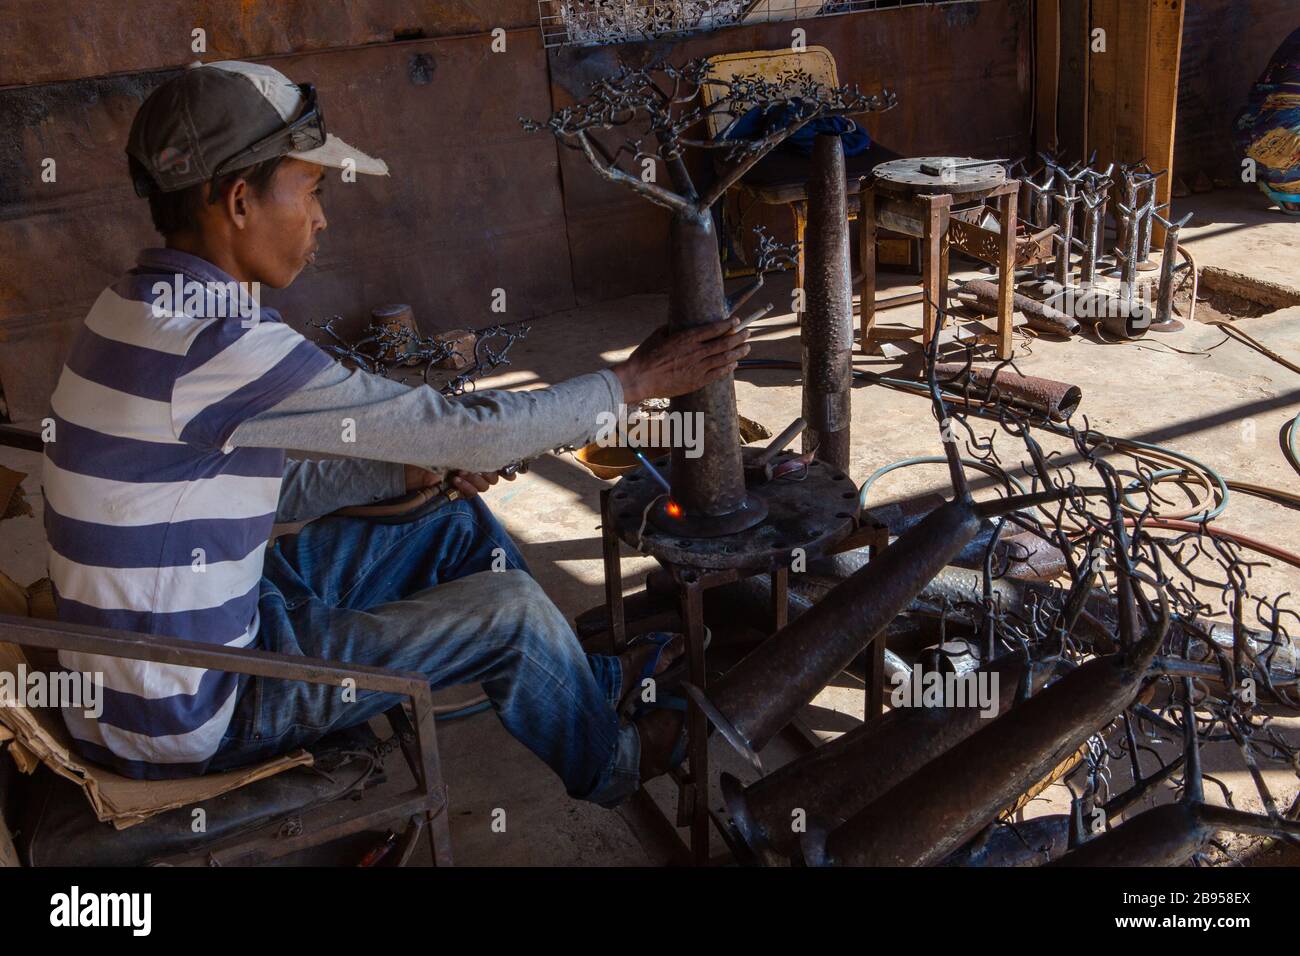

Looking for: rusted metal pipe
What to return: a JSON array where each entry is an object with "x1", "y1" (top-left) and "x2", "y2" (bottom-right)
[
  {"x1": 805, "y1": 589, "x2": 1169, "y2": 866},
  {"x1": 685, "y1": 498, "x2": 985, "y2": 769},
  {"x1": 942, "y1": 815, "x2": 1072, "y2": 867},
  {"x1": 801, "y1": 133, "x2": 854, "y2": 472},
  {"x1": 721, "y1": 652, "x2": 1050, "y2": 861},
  {"x1": 960, "y1": 278, "x2": 1079, "y2": 336},
  {"x1": 1099, "y1": 305, "x2": 1149, "y2": 340},
  {"x1": 934, "y1": 362, "x2": 1082, "y2": 422},
  {"x1": 1047, "y1": 801, "x2": 1300, "y2": 866}
]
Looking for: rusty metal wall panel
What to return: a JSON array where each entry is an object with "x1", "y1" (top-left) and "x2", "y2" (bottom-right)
[
  {"x1": 1175, "y1": 0, "x2": 1295, "y2": 182},
  {"x1": 0, "y1": 1, "x2": 537, "y2": 87},
  {"x1": 549, "y1": 0, "x2": 1033, "y2": 305},
  {"x1": 0, "y1": 31, "x2": 572, "y2": 422}
]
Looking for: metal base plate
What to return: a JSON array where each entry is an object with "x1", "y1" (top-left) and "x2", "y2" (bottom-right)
[
  {"x1": 649, "y1": 492, "x2": 768, "y2": 538},
  {"x1": 608, "y1": 449, "x2": 858, "y2": 571}
]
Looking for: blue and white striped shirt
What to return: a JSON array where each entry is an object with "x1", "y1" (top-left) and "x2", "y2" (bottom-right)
[{"x1": 43, "y1": 248, "x2": 332, "y2": 778}]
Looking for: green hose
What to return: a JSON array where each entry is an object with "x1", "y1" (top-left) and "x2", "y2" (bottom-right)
[
  {"x1": 857, "y1": 455, "x2": 1029, "y2": 516},
  {"x1": 1286, "y1": 411, "x2": 1300, "y2": 478}
]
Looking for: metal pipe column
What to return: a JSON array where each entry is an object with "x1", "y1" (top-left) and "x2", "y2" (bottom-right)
[
  {"x1": 801, "y1": 133, "x2": 854, "y2": 471},
  {"x1": 665, "y1": 211, "x2": 752, "y2": 527}
]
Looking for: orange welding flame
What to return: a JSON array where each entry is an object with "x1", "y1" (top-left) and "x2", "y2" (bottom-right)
[{"x1": 666, "y1": 500, "x2": 683, "y2": 519}]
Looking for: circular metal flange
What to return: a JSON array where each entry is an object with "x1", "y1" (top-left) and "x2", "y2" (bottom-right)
[
  {"x1": 609, "y1": 449, "x2": 858, "y2": 571},
  {"x1": 649, "y1": 491, "x2": 768, "y2": 538},
  {"x1": 872, "y1": 156, "x2": 1007, "y2": 198},
  {"x1": 1148, "y1": 317, "x2": 1185, "y2": 333}
]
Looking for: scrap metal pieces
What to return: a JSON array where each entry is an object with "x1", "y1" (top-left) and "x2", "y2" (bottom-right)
[
  {"x1": 685, "y1": 498, "x2": 985, "y2": 769},
  {"x1": 310, "y1": 317, "x2": 529, "y2": 395},
  {"x1": 1051, "y1": 692, "x2": 1300, "y2": 866}
]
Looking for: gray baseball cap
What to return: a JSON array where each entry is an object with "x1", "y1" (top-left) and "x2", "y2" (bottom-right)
[{"x1": 128, "y1": 60, "x2": 388, "y2": 196}]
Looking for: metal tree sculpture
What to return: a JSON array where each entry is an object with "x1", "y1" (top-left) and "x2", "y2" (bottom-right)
[{"x1": 524, "y1": 59, "x2": 895, "y2": 535}]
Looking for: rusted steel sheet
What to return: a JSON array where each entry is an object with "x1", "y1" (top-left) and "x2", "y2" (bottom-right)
[
  {"x1": 548, "y1": 2, "x2": 1031, "y2": 303},
  {"x1": 0, "y1": 2, "x2": 537, "y2": 87},
  {"x1": 0, "y1": 33, "x2": 572, "y2": 422}
]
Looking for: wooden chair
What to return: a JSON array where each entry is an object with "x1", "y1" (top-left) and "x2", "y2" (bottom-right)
[{"x1": 700, "y1": 46, "x2": 906, "y2": 291}]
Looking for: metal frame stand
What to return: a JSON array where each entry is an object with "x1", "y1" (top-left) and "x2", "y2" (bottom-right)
[{"x1": 601, "y1": 489, "x2": 793, "y2": 865}]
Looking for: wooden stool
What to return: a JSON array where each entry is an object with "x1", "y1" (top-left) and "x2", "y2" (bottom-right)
[{"x1": 859, "y1": 157, "x2": 1019, "y2": 360}]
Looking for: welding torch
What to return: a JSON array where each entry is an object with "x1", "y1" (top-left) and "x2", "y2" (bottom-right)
[{"x1": 434, "y1": 459, "x2": 528, "y2": 503}]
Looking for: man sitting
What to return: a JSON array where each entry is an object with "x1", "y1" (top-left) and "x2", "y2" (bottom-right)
[{"x1": 42, "y1": 60, "x2": 749, "y2": 807}]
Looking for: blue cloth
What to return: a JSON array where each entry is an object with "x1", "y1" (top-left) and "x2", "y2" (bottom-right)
[
  {"x1": 1234, "y1": 26, "x2": 1300, "y2": 204},
  {"x1": 209, "y1": 497, "x2": 640, "y2": 807},
  {"x1": 722, "y1": 102, "x2": 872, "y2": 157}
]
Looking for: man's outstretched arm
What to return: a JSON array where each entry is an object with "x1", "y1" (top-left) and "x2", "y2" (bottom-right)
[
  {"x1": 230, "y1": 318, "x2": 751, "y2": 476},
  {"x1": 230, "y1": 361, "x2": 624, "y2": 473}
]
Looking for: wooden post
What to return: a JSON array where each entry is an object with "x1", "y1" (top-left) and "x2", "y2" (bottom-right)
[
  {"x1": 1089, "y1": 2, "x2": 1183, "y2": 246},
  {"x1": 1035, "y1": 0, "x2": 1061, "y2": 156},
  {"x1": 858, "y1": 186, "x2": 878, "y2": 351},
  {"x1": 996, "y1": 186, "x2": 1018, "y2": 360},
  {"x1": 1145, "y1": 0, "x2": 1186, "y2": 246},
  {"x1": 920, "y1": 194, "x2": 952, "y2": 348},
  {"x1": 1058, "y1": 0, "x2": 1090, "y2": 160},
  {"x1": 1088, "y1": 0, "x2": 1121, "y2": 173}
]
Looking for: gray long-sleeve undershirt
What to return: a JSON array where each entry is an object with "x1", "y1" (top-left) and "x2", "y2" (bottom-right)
[
  {"x1": 275, "y1": 458, "x2": 408, "y2": 523},
  {"x1": 232, "y1": 361, "x2": 624, "y2": 516}
]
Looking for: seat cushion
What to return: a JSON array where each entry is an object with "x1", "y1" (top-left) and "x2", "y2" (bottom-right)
[
  {"x1": 739, "y1": 141, "x2": 904, "y2": 204},
  {"x1": 18, "y1": 724, "x2": 384, "y2": 866}
]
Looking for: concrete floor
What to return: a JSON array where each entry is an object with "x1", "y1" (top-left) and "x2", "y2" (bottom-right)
[{"x1": 1, "y1": 186, "x2": 1297, "y2": 865}]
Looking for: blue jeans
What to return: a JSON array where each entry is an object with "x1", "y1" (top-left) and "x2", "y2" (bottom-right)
[{"x1": 209, "y1": 498, "x2": 640, "y2": 807}]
